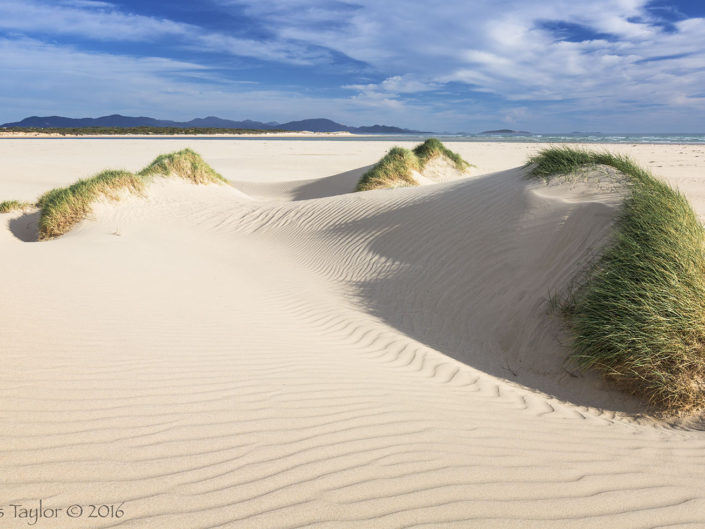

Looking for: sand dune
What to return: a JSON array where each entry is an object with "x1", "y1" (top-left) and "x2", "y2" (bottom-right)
[{"x1": 2, "y1": 140, "x2": 705, "y2": 528}]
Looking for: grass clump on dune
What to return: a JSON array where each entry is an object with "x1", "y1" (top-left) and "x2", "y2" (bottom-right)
[
  {"x1": 413, "y1": 138, "x2": 470, "y2": 171},
  {"x1": 37, "y1": 170, "x2": 145, "y2": 239},
  {"x1": 356, "y1": 139, "x2": 469, "y2": 191},
  {"x1": 35, "y1": 149, "x2": 224, "y2": 240},
  {"x1": 138, "y1": 148, "x2": 227, "y2": 184},
  {"x1": 0, "y1": 200, "x2": 33, "y2": 213},
  {"x1": 529, "y1": 146, "x2": 650, "y2": 184},
  {"x1": 529, "y1": 147, "x2": 705, "y2": 412},
  {"x1": 356, "y1": 147, "x2": 420, "y2": 191}
]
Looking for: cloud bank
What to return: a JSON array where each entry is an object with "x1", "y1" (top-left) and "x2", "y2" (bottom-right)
[{"x1": 1, "y1": 0, "x2": 704, "y2": 131}]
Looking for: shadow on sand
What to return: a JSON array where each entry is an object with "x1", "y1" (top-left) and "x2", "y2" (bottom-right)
[
  {"x1": 306, "y1": 167, "x2": 643, "y2": 413},
  {"x1": 9, "y1": 210, "x2": 40, "y2": 242},
  {"x1": 230, "y1": 165, "x2": 371, "y2": 201}
]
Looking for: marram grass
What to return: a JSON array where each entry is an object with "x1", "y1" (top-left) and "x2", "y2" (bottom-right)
[
  {"x1": 35, "y1": 149, "x2": 225, "y2": 240},
  {"x1": 356, "y1": 139, "x2": 469, "y2": 191},
  {"x1": 412, "y1": 138, "x2": 470, "y2": 171},
  {"x1": 0, "y1": 200, "x2": 33, "y2": 213},
  {"x1": 138, "y1": 148, "x2": 227, "y2": 184},
  {"x1": 356, "y1": 147, "x2": 420, "y2": 191},
  {"x1": 529, "y1": 147, "x2": 705, "y2": 412},
  {"x1": 37, "y1": 170, "x2": 145, "y2": 239}
]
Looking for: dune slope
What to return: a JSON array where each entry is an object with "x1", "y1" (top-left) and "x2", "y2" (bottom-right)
[{"x1": 1, "y1": 156, "x2": 705, "y2": 528}]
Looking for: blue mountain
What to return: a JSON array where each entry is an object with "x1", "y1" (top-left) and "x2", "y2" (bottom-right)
[{"x1": 2, "y1": 114, "x2": 427, "y2": 134}]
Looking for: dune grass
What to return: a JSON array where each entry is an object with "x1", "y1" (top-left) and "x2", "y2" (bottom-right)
[
  {"x1": 529, "y1": 146, "x2": 651, "y2": 184},
  {"x1": 138, "y1": 148, "x2": 227, "y2": 184},
  {"x1": 34, "y1": 149, "x2": 224, "y2": 240},
  {"x1": 413, "y1": 138, "x2": 470, "y2": 171},
  {"x1": 356, "y1": 147, "x2": 420, "y2": 191},
  {"x1": 529, "y1": 147, "x2": 705, "y2": 412},
  {"x1": 37, "y1": 170, "x2": 145, "y2": 239},
  {"x1": 356, "y1": 139, "x2": 469, "y2": 191},
  {"x1": 0, "y1": 200, "x2": 33, "y2": 213}
]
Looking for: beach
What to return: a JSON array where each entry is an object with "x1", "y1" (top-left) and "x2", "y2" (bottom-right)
[{"x1": 2, "y1": 138, "x2": 705, "y2": 528}]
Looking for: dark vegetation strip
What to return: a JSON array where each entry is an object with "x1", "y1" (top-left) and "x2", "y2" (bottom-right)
[{"x1": 1, "y1": 127, "x2": 288, "y2": 135}]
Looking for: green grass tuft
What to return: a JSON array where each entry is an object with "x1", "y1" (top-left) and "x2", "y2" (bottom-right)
[
  {"x1": 529, "y1": 147, "x2": 705, "y2": 412},
  {"x1": 356, "y1": 139, "x2": 470, "y2": 191},
  {"x1": 35, "y1": 149, "x2": 225, "y2": 240},
  {"x1": 413, "y1": 138, "x2": 470, "y2": 171},
  {"x1": 528, "y1": 146, "x2": 650, "y2": 184},
  {"x1": 37, "y1": 170, "x2": 145, "y2": 239},
  {"x1": 138, "y1": 148, "x2": 227, "y2": 184},
  {"x1": 356, "y1": 147, "x2": 420, "y2": 191},
  {"x1": 0, "y1": 200, "x2": 33, "y2": 213}
]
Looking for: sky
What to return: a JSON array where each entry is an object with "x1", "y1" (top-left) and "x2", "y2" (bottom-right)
[{"x1": 1, "y1": 0, "x2": 705, "y2": 132}]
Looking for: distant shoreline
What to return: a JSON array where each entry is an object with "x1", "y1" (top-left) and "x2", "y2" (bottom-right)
[
  {"x1": 3, "y1": 133, "x2": 705, "y2": 145},
  {"x1": 0, "y1": 130, "x2": 357, "y2": 138}
]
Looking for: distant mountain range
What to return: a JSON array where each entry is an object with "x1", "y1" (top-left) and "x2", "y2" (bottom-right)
[{"x1": 1, "y1": 114, "x2": 428, "y2": 134}]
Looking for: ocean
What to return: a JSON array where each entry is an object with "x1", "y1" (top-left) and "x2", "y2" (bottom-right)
[{"x1": 334, "y1": 132, "x2": 705, "y2": 144}]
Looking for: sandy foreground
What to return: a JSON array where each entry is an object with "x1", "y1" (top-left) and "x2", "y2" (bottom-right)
[{"x1": 1, "y1": 139, "x2": 705, "y2": 528}]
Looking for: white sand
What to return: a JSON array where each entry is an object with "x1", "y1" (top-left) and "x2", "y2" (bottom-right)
[{"x1": 1, "y1": 139, "x2": 705, "y2": 528}]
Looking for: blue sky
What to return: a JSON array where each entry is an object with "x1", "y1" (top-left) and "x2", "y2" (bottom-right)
[{"x1": 1, "y1": 0, "x2": 705, "y2": 132}]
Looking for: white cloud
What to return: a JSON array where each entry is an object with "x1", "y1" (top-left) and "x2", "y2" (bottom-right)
[
  {"x1": 343, "y1": 75, "x2": 438, "y2": 100},
  {"x1": 378, "y1": 76, "x2": 438, "y2": 94},
  {"x1": 0, "y1": 0, "x2": 188, "y2": 41},
  {"x1": 0, "y1": 0, "x2": 332, "y2": 65},
  {"x1": 502, "y1": 107, "x2": 529, "y2": 124},
  {"x1": 3, "y1": 0, "x2": 705, "y2": 130},
  {"x1": 223, "y1": 0, "x2": 705, "y2": 124},
  {"x1": 193, "y1": 34, "x2": 332, "y2": 65}
]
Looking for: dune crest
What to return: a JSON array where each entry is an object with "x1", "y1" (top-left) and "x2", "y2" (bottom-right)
[
  {"x1": 1, "y1": 148, "x2": 228, "y2": 241},
  {"x1": 356, "y1": 139, "x2": 471, "y2": 191}
]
